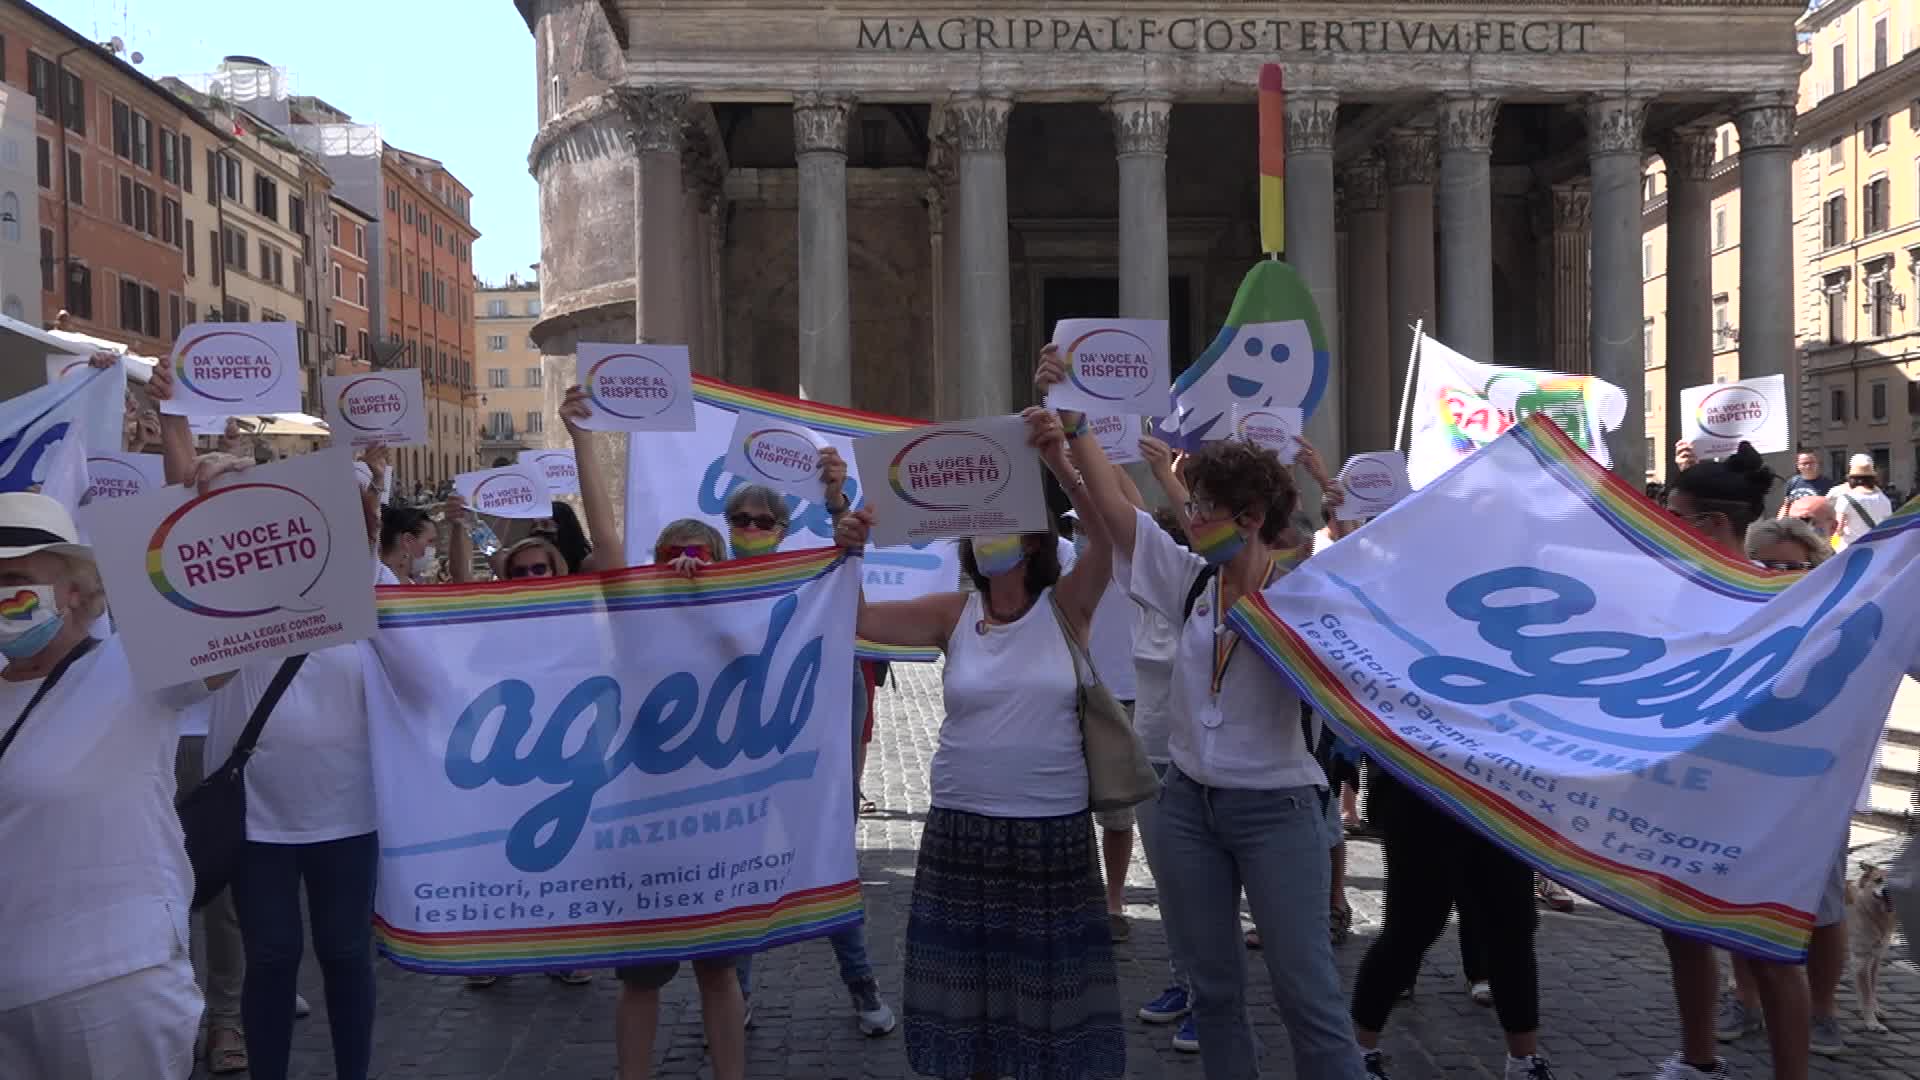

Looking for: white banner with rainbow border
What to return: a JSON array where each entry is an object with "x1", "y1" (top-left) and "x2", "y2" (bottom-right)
[{"x1": 1229, "y1": 417, "x2": 1920, "y2": 961}]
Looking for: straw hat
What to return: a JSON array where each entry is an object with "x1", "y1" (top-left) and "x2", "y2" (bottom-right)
[{"x1": 0, "y1": 492, "x2": 92, "y2": 562}]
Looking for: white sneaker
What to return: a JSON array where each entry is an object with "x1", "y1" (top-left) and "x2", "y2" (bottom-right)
[
  {"x1": 293, "y1": 993, "x2": 311, "y2": 1018},
  {"x1": 1469, "y1": 980, "x2": 1494, "y2": 1007},
  {"x1": 1653, "y1": 1054, "x2": 1731, "y2": 1078},
  {"x1": 1504, "y1": 1054, "x2": 1556, "y2": 1079}
]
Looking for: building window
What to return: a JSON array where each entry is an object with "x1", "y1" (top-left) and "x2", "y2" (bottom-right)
[
  {"x1": 403, "y1": 202, "x2": 413, "y2": 226},
  {"x1": 487, "y1": 298, "x2": 507, "y2": 316},
  {"x1": 254, "y1": 174, "x2": 278, "y2": 221},
  {"x1": 1866, "y1": 262, "x2": 1895, "y2": 338},
  {"x1": 353, "y1": 224, "x2": 365, "y2": 257},
  {"x1": 1828, "y1": 136, "x2": 1843, "y2": 168},
  {"x1": 525, "y1": 299, "x2": 542, "y2": 316},
  {"x1": 65, "y1": 261, "x2": 91, "y2": 319},
  {"x1": 1870, "y1": 379, "x2": 1888, "y2": 422},
  {"x1": 1642, "y1": 318, "x2": 1655, "y2": 368},
  {"x1": 185, "y1": 221, "x2": 195, "y2": 278},
  {"x1": 223, "y1": 226, "x2": 249, "y2": 273},
  {"x1": 35, "y1": 138, "x2": 49, "y2": 190},
  {"x1": 489, "y1": 411, "x2": 512, "y2": 438},
  {"x1": 1712, "y1": 207, "x2": 1729, "y2": 250},
  {"x1": 160, "y1": 130, "x2": 178, "y2": 184},
  {"x1": 221, "y1": 155, "x2": 241, "y2": 202},
  {"x1": 488, "y1": 367, "x2": 509, "y2": 388},
  {"x1": 181, "y1": 134, "x2": 192, "y2": 193},
  {"x1": 387, "y1": 187, "x2": 398, "y2": 212},
  {"x1": 1874, "y1": 17, "x2": 1889, "y2": 72},
  {"x1": 1641, "y1": 242, "x2": 1654, "y2": 280},
  {"x1": 1823, "y1": 194, "x2": 1847, "y2": 248},
  {"x1": 333, "y1": 264, "x2": 343, "y2": 298},
  {"x1": 61, "y1": 71, "x2": 84, "y2": 135},
  {"x1": 169, "y1": 294, "x2": 182, "y2": 339},
  {"x1": 333, "y1": 321, "x2": 348, "y2": 355},
  {"x1": 114, "y1": 103, "x2": 133, "y2": 160},
  {"x1": 131, "y1": 112, "x2": 151, "y2": 171},
  {"x1": 1824, "y1": 272, "x2": 1849, "y2": 343},
  {"x1": 487, "y1": 335, "x2": 506, "y2": 352},
  {"x1": 289, "y1": 195, "x2": 305, "y2": 237},
  {"x1": 1866, "y1": 114, "x2": 1890, "y2": 151},
  {"x1": 118, "y1": 279, "x2": 142, "y2": 334},
  {"x1": 526, "y1": 411, "x2": 544, "y2": 436},
  {"x1": 525, "y1": 366, "x2": 543, "y2": 388},
  {"x1": 1832, "y1": 43, "x2": 1846, "y2": 96},
  {"x1": 433, "y1": 221, "x2": 443, "y2": 246},
  {"x1": 1830, "y1": 386, "x2": 1850, "y2": 424},
  {"x1": 28, "y1": 54, "x2": 53, "y2": 118},
  {"x1": 225, "y1": 299, "x2": 250, "y2": 322},
  {"x1": 356, "y1": 274, "x2": 367, "y2": 306},
  {"x1": 1864, "y1": 177, "x2": 1890, "y2": 234},
  {"x1": 39, "y1": 228, "x2": 53, "y2": 292},
  {"x1": 357, "y1": 329, "x2": 370, "y2": 360},
  {"x1": 1711, "y1": 294, "x2": 1732, "y2": 348},
  {"x1": 160, "y1": 196, "x2": 180, "y2": 246}
]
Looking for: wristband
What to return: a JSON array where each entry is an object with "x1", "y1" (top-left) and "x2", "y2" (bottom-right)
[{"x1": 1062, "y1": 415, "x2": 1089, "y2": 439}]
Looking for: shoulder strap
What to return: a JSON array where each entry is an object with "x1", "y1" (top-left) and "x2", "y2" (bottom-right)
[
  {"x1": 226, "y1": 654, "x2": 310, "y2": 764},
  {"x1": 1838, "y1": 493, "x2": 1880, "y2": 529},
  {"x1": 1182, "y1": 564, "x2": 1220, "y2": 624},
  {"x1": 1045, "y1": 594, "x2": 1093, "y2": 689},
  {"x1": 0, "y1": 636, "x2": 101, "y2": 766}
]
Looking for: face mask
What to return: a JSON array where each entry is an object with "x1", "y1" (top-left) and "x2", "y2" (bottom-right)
[
  {"x1": 411, "y1": 545, "x2": 436, "y2": 577},
  {"x1": 729, "y1": 529, "x2": 781, "y2": 559},
  {"x1": 972, "y1": 534, "x2": 1028, "y2": 578},
  {"x1": 1189, "y1": 517, "x2": 1247, "y2": 566},
  {"x1": 0, "y1": 586, "x2": 65, "y2": 661}
]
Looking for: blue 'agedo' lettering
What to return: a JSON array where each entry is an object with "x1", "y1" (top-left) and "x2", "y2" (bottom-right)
[
  {"x1": 443, "y1": 593, "x2": 824, "y2": 873},
  {"x1": 0, "y1": 421, "x2": 71, "y2": 492},
  {"x1": 1408, "y1": 548, "x2": 1882, "y2": 751}
]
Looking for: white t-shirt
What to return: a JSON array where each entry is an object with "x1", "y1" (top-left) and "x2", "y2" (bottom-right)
[
  {"x1": 374, "y1": 553, "x2": 401, "y2": 586},
  {"x1": 1116, "y1": 550, "x2": 1179, "y2": 764},
  {"x1": 1120, "y1": 508, "x2": 1326, "y2": 792},
  {"x1": 934, "y1": 589, "x2": 1087, "y2": 817},
  {"x1": 203, "y1": 644, "x2": 377, "y2": 844},
  {"x1": 1060, "y1": 536, "x2": 1138, "y2": 702},
  {"x1": 0, "y1": 635, "x2": 207, "y2": 1010},
  {"x1": 1827, "y1": 483, "x2": 1893, "y2": 546}
]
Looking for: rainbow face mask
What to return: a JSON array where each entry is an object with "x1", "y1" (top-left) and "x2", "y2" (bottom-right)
[
  {"x1": 0, "y1": 585, "x2": 63, "y2": 661},
  {"x1": 971, "y1": 534, "x2": 1028, "y2": 578},
  {"x1": 729, "y1": 528, "x2": 782, "y2": 559},
  {"x1": 1189, "y1": 517, "x2": 1247, "y2": 567}
]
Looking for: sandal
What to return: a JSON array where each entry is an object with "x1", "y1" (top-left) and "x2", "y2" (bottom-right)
[
  {"x1": 207, "y1": 1024, "x2": 248, "y2": 1075},
  {"x1": 858, "y1": 795, "x2": 879, "y2": 815},
  {"x1": 1330, "y1": 904, "x2": 1353, "y2": 946},
  {"x1": 1535, "y1": 875, "x2": 1575, "y2": 913},
  {"x1": 1244, "y1": 927, "x2": 1262, "y2": 950},
  {"x1": 548, "y1": 970, "x2": 594, "y2": 986},
  {"x1": 1108, "y1": 913, "x2": 1132, "y2": 943}
]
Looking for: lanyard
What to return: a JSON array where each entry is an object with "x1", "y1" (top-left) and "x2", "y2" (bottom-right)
[{"x1": 1210, "y1": 560, "x2": 1282, "y2": 697}]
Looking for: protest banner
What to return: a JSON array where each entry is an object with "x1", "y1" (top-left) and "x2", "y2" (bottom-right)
[
  {"x1": 851, "y1": 416, "x2": 1049, "y2": 548},
  {"x1": 1406, "y1": 334, "x2": 1626, "y2": 489},
  {"x1": 1228, "y1": 416, "x2": 1920, "y2": 961},
  {"x1": 84, "y1": 451, "x2": 165, "y2": 502},
  {"x1": 323, "y1": 370, "x2": 428, "y2": 448},
  {"x1": 83, "y1": 447, "x2": 377, "y2": 691},
  {"x1": 1232, "y1": 404, "x2": 1302, "y2": 463},
  {"x1": 519, "y1": 448, "x2": 580, "y2": 497},
  {"x1": 455, "y1": 463, "x2": 552, "y2": 520},
  {"x1": 1680, "y1": 374, "x2": 1789, "y2": 459},
  {"x1": 363, "y1": 549, "x2": 863, "y2": 974},
  {"x1": 625, "y1": 376, "x2": 960, "y2": 663},
  {"x1": 572, "y1": 343, "x2": 695, "y2": 432},
  {"x1": 1086, "y1": 413, "x2": 1142, "y2": 465},
  {"x1": 0, "y1": 365, "x2": 129, "y2": 493},
  {"x1": 1335, "y1": 452, "x2": 1411, "y2": 521},
  {"x1": 159, "y1": 321, "x2": 302, "y2": 417},
  {"x1": 722, "y1": 411, "x2": 829, "y2": 500},
  {"x1": 1046, "y1": 319, "x2": 1171, "y2": 415}
]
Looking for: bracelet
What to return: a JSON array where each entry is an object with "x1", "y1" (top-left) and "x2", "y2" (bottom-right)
[{"x1": 1062, "y1": 415, "x2": 1089, "y2": 439}]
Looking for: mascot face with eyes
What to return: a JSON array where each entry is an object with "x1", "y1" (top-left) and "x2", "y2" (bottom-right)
[{"x1": 1167, "y1": 260, "x2": 1328, "y2": 449}]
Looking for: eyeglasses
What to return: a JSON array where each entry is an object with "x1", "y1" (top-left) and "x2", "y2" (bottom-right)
[
  {"x1": 655, "y1": 544, "x2": 712, "y2": 563},
  {"x1": 728, "y1": 512, "x2": 781, "y2": 531},
  {"x1": 506, "y1": 561, "x2": 554, "y2": 580},
  {"x1": 1759, "y1": 560, "x2": 1813, "y2": 572},
  {"x1": 1183, "y1": 498, "x2": 1229, "y2": 521}
]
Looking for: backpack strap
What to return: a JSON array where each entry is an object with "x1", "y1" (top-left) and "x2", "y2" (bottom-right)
[{"x1": 1182, "y1": 564, "x2": 1219, "y2": 625}]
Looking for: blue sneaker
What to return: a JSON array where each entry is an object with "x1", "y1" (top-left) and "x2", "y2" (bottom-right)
[
  {"x1": 1138, "y1": 985, "x2": 1190, "y2": 1024},
  {"x1": 1172, "y1": 1015, "x2": 1200, "y2": 1053}
]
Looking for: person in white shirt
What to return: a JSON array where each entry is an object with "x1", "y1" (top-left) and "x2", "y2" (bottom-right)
[
  {"x1": 1034, "y1": 347, "x2": 1366, "y2": 1080},
  {"x1": 1826, "y1": 454, "x2": 1893, "y2": 550}
]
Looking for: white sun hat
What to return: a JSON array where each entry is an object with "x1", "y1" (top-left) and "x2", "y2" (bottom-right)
[{"x1": 0, "y1": 492, "x2": 94, "y2": 562}]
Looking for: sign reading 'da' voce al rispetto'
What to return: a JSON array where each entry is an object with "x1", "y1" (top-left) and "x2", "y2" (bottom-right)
[
  {"x1": 850, "y1": 17, "x2": 1603, "y2": 54},
  {"x1": 851, "y1": 416, "x2": 1049, "y2": 547},
  {"x1": 322, "y1": 371, "x2": 428, "y2": 448}
]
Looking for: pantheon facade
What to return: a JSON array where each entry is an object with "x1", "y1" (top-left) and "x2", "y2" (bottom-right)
[{"x1": 518, "y1": 0, "x2": 1809, "y2": 484}]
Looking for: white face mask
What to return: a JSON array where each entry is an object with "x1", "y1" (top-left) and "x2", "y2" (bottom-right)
[
  {"x1": 0, "y1": 585, "x2": 66, "y2": 661},
  {"x1": 411, "y1": 545, "x2": 436, "y2": 578}
]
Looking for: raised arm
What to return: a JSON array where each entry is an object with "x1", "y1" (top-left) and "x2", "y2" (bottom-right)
[
  {"x1": 1138, "y1": 434, "x2": 1191, "y2": 537},
  {"x1": 443, "y1": 494, "x2": 474, "y2": 583},
  {"x1": 142, "y1": 357, "x2": 199, "y2": 487},
  {"x1": 1033, "y1": 346, "x2": 1137, "y2": 561},
  {"x1": 1028, "y1": 407, "x2": 1109, "y2": 630},
  {"x1": 831, "y1": 507, "x2": 967, "y2": 650},
  {"x1": 1293, "y1": 436, "x2": 1345, "y2": 525},
  {"x1": 562, "y1": 384, "x2": 624, "y2": 569}
]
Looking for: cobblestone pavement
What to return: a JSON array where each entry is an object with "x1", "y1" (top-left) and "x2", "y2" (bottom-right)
[{"x1": 238, "y1": 662, "x2": 1919, "y2": 1079}]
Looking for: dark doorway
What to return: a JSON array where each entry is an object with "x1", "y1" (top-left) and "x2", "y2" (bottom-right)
[{"x1": 1040, "y1": 276, "x2": 1195, "y2": 376}]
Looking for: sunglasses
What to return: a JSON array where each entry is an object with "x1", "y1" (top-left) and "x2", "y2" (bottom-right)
[
  {"x1": 728, "y1": 513, "x2": 781, "y2": 531},
  {"x1": 655, "y1": 544, "x2": 712, "y2": 563},
  {"x1": 505, "y1": 561, "x2": 554, "y2": 580}
]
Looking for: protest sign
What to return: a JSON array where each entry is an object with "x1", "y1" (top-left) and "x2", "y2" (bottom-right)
[
  {"x1": 1336, "y1": 452, "x2": 1411, "y2": 521},
  {"x1": 1232, "y1": 404, "x2": 1302, "y2": 463},
  {"x1": 572, "y1": 343, "x2": 695, "y2": 432},
  {"x1": 1086, "y1": 413, "x2": 1142, "y2": 465},
  {"x1": 624, "y1": 376, "x2": 961, "y2": 663},
  {"x1": 45, "y1": 353, "x2": 94, "y2": 383},
  {"x1": 1168, "y1": 259, "x2": 1330, "y2": 448},
  {"x1": 518, "y1": 449, "x2": 580, "y2": 497},
  {"x1": 0, "y1": 365, "x2": 128, "y2": 493},
  {"x1": 323, "y1": 370, "x2": 428, "y2": 448},
  {"x1": 851, "y1": 416, "x2": 1048, "y2": 548},
  {"x1": 1228, "y1": 416, "x2": 1920, "y2": 961},
  {"x1": 722, "y1": 411, "x2": 829, "y2": 500},
  {"x1": 1046, "y1": 319, "x2": 1171, "y2": 415},
  {"x1": 84, "y1": 451, "x2": 165, "y2": 503},
  {"x1": 455, "y1": 463, "x2": 552, "y2": 520},
  {"x1": 364, "y1": 550, "x2": 863, "y2": 974},
  {"x1": 1680, "y1": 374, "x2": 1789, "y2": 458},
  {"x1": 83, "y1": 447, "x2": 376, "y2": 691},
  {"x1": 159, "y1": 321, "x2": 301, "y2": 417},
  {"x1": 1407, "y1": 334, "x2": 1626, "y2": 489}
]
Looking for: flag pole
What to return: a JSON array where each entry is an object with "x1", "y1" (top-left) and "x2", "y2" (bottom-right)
[{"x1": 1393, "y1": 319, "x2": 1423, "y2": 453}]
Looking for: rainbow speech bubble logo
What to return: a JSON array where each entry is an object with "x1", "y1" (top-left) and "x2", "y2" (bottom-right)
[
  {"x1": 584, "y1": 351, "x2": 679, "y2": 420},
  {"x1": 337, "y1": 376, "x2": 409, "y2": 433},
  {"x1": 1696, "y1": 385, "x2": 1769, "y2": 440},
  {"x1": 53, "y1": 359, "x2": 89, "y2": 380},
  {"x1": 85, "y1": 456, "x2": 151, "y2": 501},
  {"x1": 171, "y1": 329, "x2": 288, "y2": 405},
  {"x1": 1235, "y1": 407, "x2": 1299, "y2": 447},
  {"x1": 470, "y1": 473, "x2": 542, "y2": 515},
  {"x1": 145, "y1": 483, "x2": 332, "y2": 618},
  {"x1": 741, "y1": 428, "x2": 820, "y2": 485},
  {"x1": 0, "y1": 590, "x2": 39, "y2": 621},
  {"x1": 887, "y1": 430, "x2": 1013, "y2": 512},
  {"x1": 1063, "y1": 327, "x2": 1156, "y2": 403}
]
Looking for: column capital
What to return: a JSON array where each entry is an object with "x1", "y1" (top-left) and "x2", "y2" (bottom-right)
[
  {"x1": 1552, "y1": 182, "x2": 1591, "y2": 231},
  {"x1": 792, "y1": 91, "x2": 857, "y2": 155},
  {"x1": 1340, "y1": 153, "x2": 1386, "y2": 212},
  {"x1": 614, "y1": 85, "x2": 691, "y2": 154},
  {"x1": 1105, "y1": 93, "x2": 1172, "y2": 157},
  {"x1": 1385, "y1": 126, "x2": 1437, "y2": 187},
  {"x1": 1658, "y1": 125, "x2": 1718, "y2": 183},
  {"x1": 1285, "y1": 93, "x2": 1339, "y2": 154},
  {"x1": 1436, "y1": 95, "x2": 1500, "y2": 154},
  {"x1": 1584, "y1": 95, "x2": 1648, "y2": 157},
  {"x1": 1734, "y1": 92, "x2": 1796, "y2": 150},
  {"x1": 945, "y1": 93, "x2": 1013, "y2": 153}
]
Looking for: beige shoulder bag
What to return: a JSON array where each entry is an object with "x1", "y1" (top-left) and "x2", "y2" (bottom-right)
[{"x1": 1048, "y1": 596, "x2": 1159, "y2": 811}]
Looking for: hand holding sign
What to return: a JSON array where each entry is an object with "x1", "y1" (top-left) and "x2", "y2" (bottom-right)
[
  {"x1": 1335, "y1": 452, "x2": 1412, "y2": 521},
  {"x1": 1679, "y1": 374, "x2": 1788, "y2": 459},
  {"x1": 850, "y1": 415, "x2": 1049, "y2": 547},
  {"x1": 1232, "y1": 404, "x2": 1302, "y2": 464},
  {"x1": 1045, "y1": 319, "x2": 1171, "y2": 415},
  {"x1": 454, "y1": 463, "x2": 553, "y2": 520},
  {"x1": 721, "y1": 411, "x2": 831, "y2": 501},
  {"x1": 518, "y1": 450, "x2": 579, "y2": 497},
  {"x1": 571, "y1": 344, "x2": 695, "y2": 432},
  {"x1": 159, "y1": 322, "x2": 300, "y2": 417}
]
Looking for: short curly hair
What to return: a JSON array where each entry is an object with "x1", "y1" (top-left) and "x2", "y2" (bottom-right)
[{"x1": 1179, "y1": 440, "x2": 1296, "y2": 545}]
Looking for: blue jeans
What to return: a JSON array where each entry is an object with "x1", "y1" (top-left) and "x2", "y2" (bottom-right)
[
  {"x1": 229, "y1": 833, "x2": 379, "y2": 1080},
  {"x1": 1157, "y1": 767, "x2": 1364, "y2": 1080},
  {"x1": 736, "y1": 921, "x2": 875, "y2": 996},
  {"x1": 1134, "y1": 760, "x2": 1188, "y2": 991}
]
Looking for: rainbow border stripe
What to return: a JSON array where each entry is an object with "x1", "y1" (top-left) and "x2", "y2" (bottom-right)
[
  {"x1": 375, "y1": 880, "x2": 864, "y2": 974},
  {"x1": 1225, "y1": 416, "x2": 1815, "y2": 961},
  {"x1": 693, "y1": 376, "x2": 922, "y2": 440}
]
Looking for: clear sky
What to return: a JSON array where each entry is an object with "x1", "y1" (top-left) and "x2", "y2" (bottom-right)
[{"x1": 37, "y1": 0, "x2": 540, "y2": 287}]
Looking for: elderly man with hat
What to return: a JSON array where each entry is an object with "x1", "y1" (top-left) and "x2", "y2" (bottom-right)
[{"x1": 1825, "y1": 454, "x2": 1893, "y2": 549}]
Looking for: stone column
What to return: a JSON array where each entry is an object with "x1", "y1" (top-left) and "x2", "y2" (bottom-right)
[
  {"x1": 1286, "y1": 92, "x2": 1341, "y2": 459},
  {"x1": 949, "y1": 93, "x2": 1015, "y2": 419},
  {"x1": 1735, "y1": 94, "x2": 1796, "y2": 385},
  {"x1": 1551, "y1": 183, "x2": 1592, "y2": 374},
  {"x1": 1342, "y1": 154, "x2": 1391, "y2": 452},
  {"x1": 794, "y1": 91, "x2": 856, "y2": 406},
  {"x1": 1386, "y1": 126, "x2": 1437, "y2": 424},
  {"x1": 1108, "y1": 94, "x2": 1172, "y2": 321},
  {"x1": 1660, "y1": 127, "x2": 1716, "y2": 466},
  {"x1": 620, "y1": 87, "x2": 692, "y2": 345},
  {"x1": 1586, "y1": 95, "x2": 1648, "y2": 481},
  {"x1": 1436, "y1": 95, "x2": 1499, "y2": 362}
]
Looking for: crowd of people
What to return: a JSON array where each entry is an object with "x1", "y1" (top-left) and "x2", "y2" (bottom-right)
[{"x1": 0, "y1": 347, "x2": 1910, "y2": 1080}]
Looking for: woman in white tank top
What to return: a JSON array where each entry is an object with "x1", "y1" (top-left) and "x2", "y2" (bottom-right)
[{"x1": 833, "y1": 406, "x2": 1125, "y2": 1080}]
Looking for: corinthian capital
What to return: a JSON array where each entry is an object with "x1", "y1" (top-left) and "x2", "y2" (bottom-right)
[
  {"x1": 1385, "y1": 126, "x2": 1436, "y2": 187},
  {"x1": 1436, "y1": 95, "x2": 1500, "y2": 154},
  {"x1": 1285, "y1": 93, "x2": 1338, "y2": 154},
  {"x1": 614, "y1": 85, "x2": 691, "y2": 154},
  {"x1": 1552, "y1": 182, "x2": 1591, "y2": 231},
  {"x1": 793, "y1": 91, "x2": 857, "y2": 155},
  {"x1": 1585, "y1": 95, "x2": 1648, "y2": 157},
  {"x1": 1106, "y1": 94, "x2": 1172, "y2": 157},
  {"x1": 946, "y1": 93, "x2": 1013, "y2": 153},
  {"x1": 1341, "y1": 154, "x2": 1386, "y2": 212},
  {"x1": 1735, "y1": 92, "x2": 1795, "y2": 151},
  {"x1": 1658, "y1": 125, "x2": 1718, "y2": 183}
]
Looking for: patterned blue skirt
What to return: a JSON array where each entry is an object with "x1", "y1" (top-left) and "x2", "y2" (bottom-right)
[{"x1": 903, "y1": 807, "x2": 1125, "y2": 1080}]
